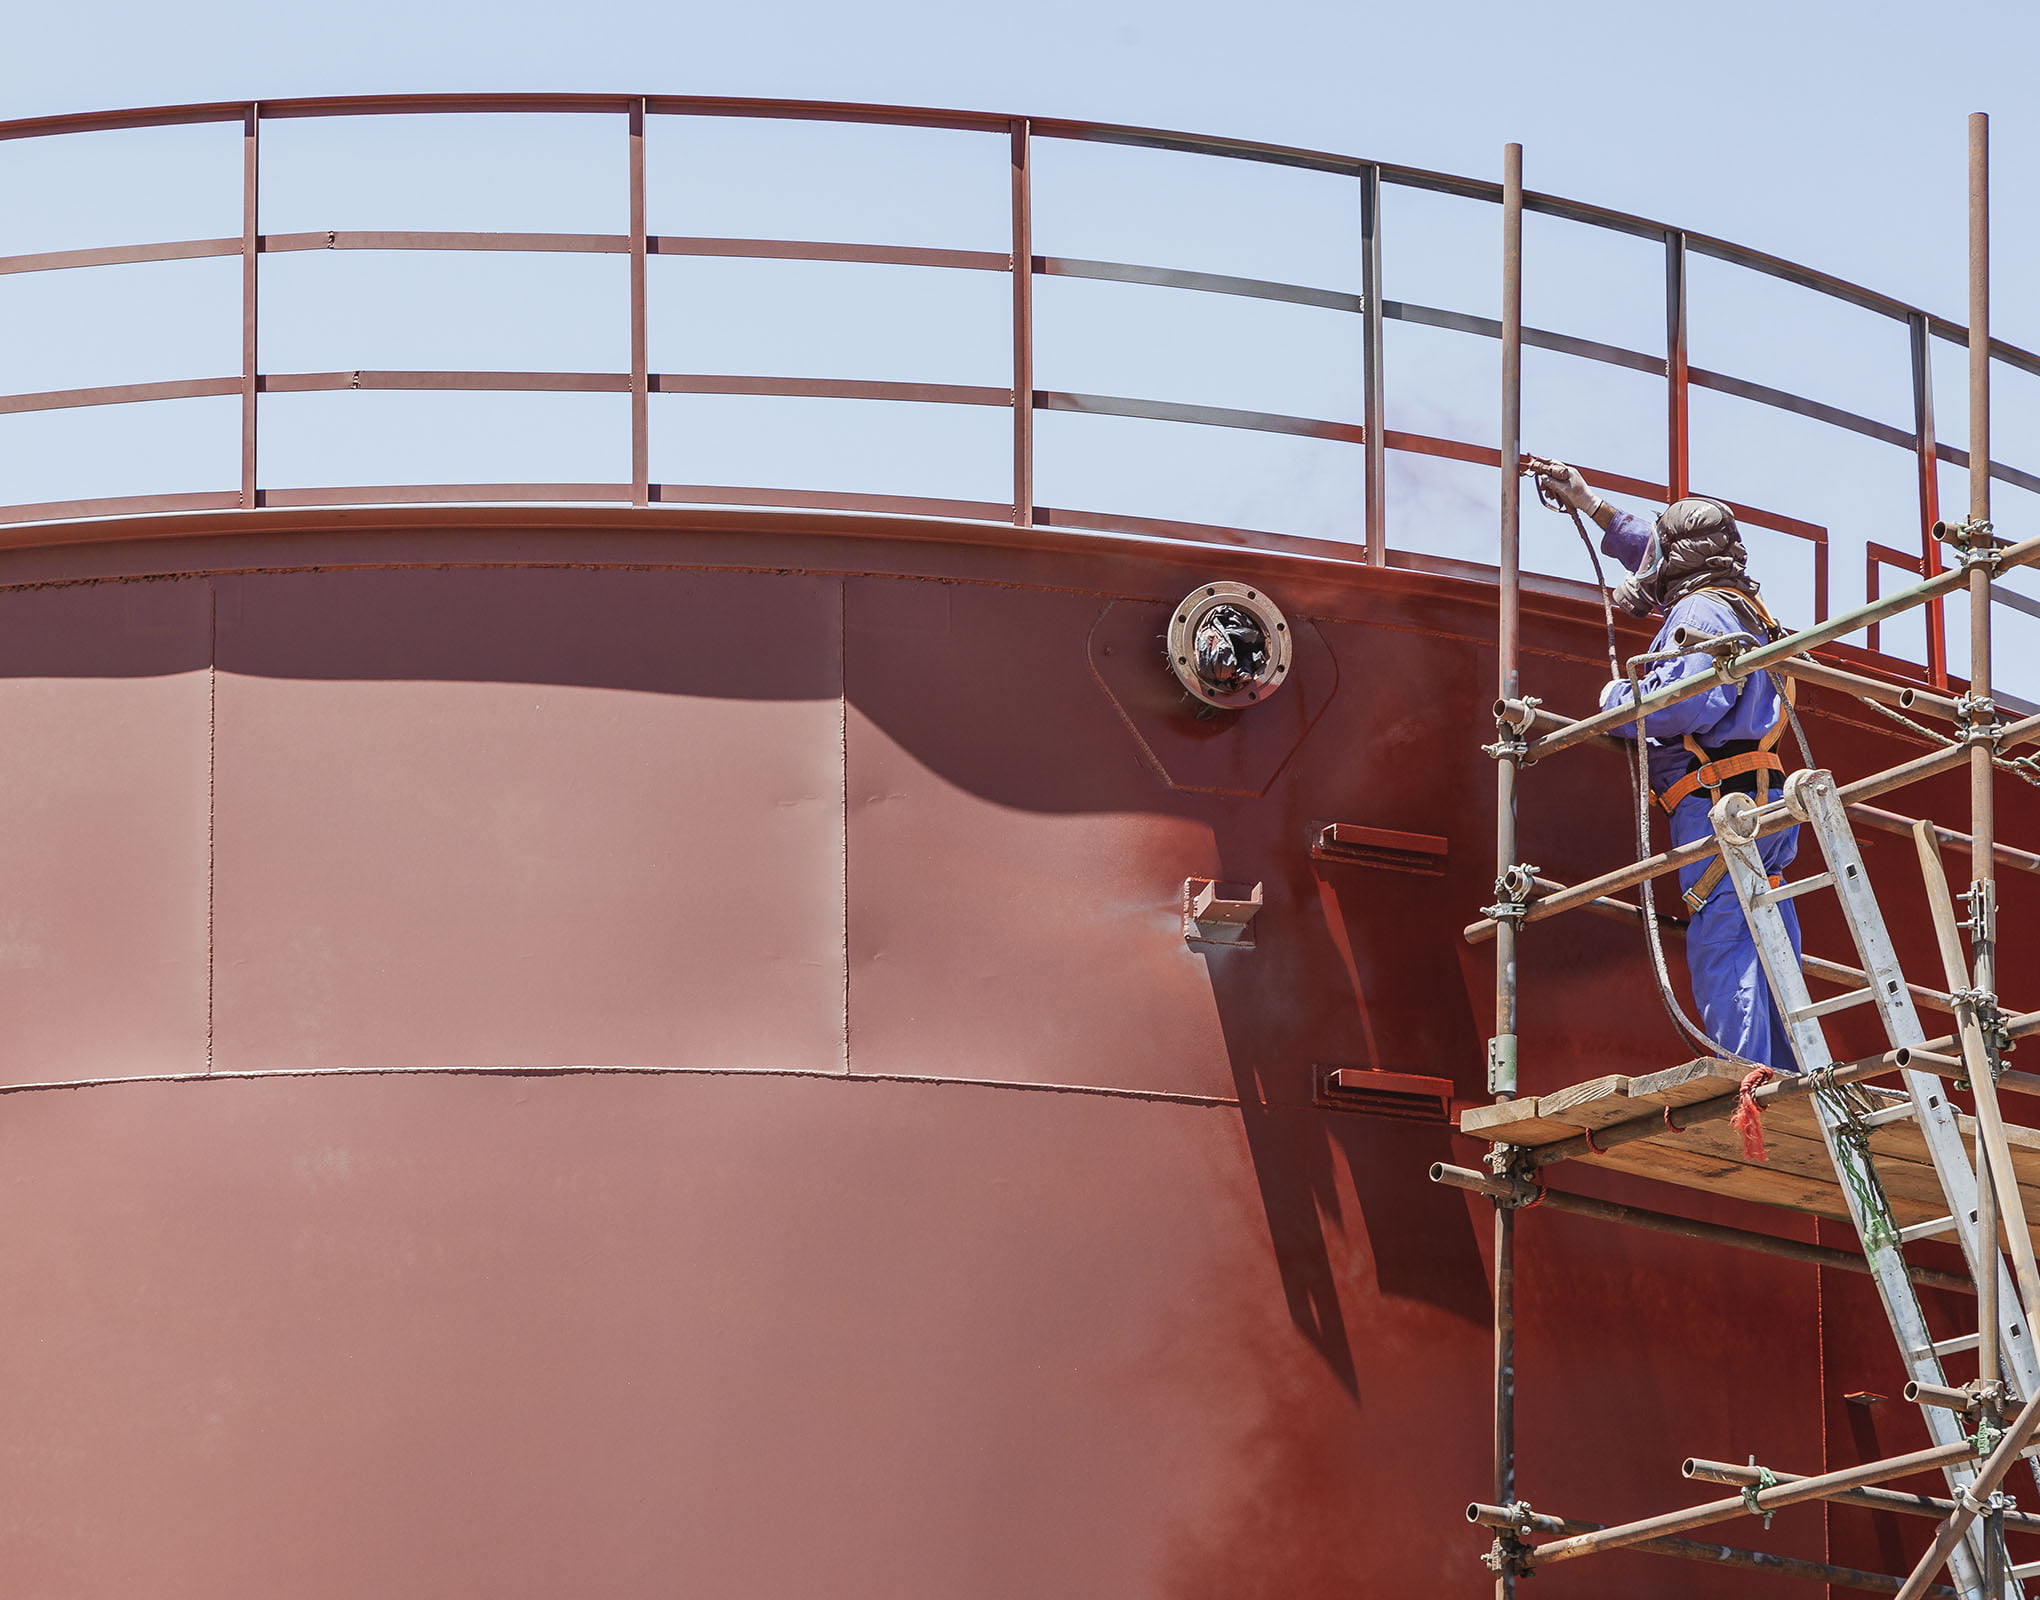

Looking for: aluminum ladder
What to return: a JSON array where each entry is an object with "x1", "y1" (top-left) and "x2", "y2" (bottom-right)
[{"x1": 1711, "y1": 767, "x2": 2033, "y2": 1599}]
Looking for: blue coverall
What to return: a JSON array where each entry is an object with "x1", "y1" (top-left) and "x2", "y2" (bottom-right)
[{"x1": 1595, "y1": 508, "x2": 1804, "y2": 1071}]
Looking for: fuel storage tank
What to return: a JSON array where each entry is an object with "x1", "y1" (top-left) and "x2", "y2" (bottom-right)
[{"x1": 2, "y1": 96, "x2": 2035, "y2": 1598}]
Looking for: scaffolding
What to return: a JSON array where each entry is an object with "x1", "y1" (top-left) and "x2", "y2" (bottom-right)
[{"x1": 1442, "y1": 116, "x2": 2040, "y2": 1600}]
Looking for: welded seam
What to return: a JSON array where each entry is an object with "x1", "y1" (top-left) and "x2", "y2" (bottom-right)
[
  {"x1": 0, "y1": 561, "x2": 1722, "y2": 689},
  {"x1": 838, "y1": 576, "x2": 851, "y2": 1075},
  {"x1": 205, "y1": 583, "x2": 217, "y2": 1075},
  {"x1": 0, "y1": 1060, "x2": 1244, "y2": 1109},
  {"x1": 0, "y1": 554, "x2": 1344, "y2": 607},
  {"x1": 1816, "y1": 1218, "x2": 1831, "y2": 1571}
]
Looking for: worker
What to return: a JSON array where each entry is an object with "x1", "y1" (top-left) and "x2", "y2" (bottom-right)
[{"x1": 1532, "y1": 460, "x2": 1803, "y2": 1073}]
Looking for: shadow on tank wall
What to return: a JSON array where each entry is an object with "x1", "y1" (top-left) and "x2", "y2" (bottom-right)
[{"x1": 0, "y1": 529, "x2": 1837, "y2": 1421}]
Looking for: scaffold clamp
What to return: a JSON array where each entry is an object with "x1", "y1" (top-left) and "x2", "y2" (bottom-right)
[
  {"x1": 1486, "y1": 1035, "x2": 1519, "y2": 1097},
  {"x1": 1481, "y1": 1531, "x2": 1534, "y2": 1578},
  {"x1": 1957, "y1": 692, "x2": 2004, "y2": 746},
  {"x1": 1482, "y1": 1142, "x2": 1541, "y2": 1205},
  {"x1": 1960, "y1": 879, "x2": 2000, "y2": 949},
  {"x1": 1936, "y1": 516, "x2": 2003, "y2": 567},
  {"x1": 1741, "y1": 1461, "x2": 1780, "y2": 1528},
  {"x1": 1485, "y1": 698, "x2": 1539, "y2": 763},
  {"x1": 1482, "y1": 864, "x2": 1539, "y2": 924},
  {"x1": 1952, "y1": 982, "x2": 2012, "y2": 1067}
]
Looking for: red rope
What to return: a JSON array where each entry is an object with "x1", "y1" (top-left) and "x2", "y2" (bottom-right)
[
  {"x1": 1662, "y1": 1106, "x2": 1684, "y2": 1133},
  {"x1": 1582, "y1": 1126, "x2": 1606, "y2": 1155},
  {"x1": 1732, "y1": 1066, "x2": 1777, "y2": 1162},
  {"x1": 1519, "y1": 1183, "x2": 1547, "y2": 1211}
]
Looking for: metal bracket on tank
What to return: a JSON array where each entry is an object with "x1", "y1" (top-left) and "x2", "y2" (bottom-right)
[{"x1": 1183, "y1": 879, "x2": 1262, "y2": 947}]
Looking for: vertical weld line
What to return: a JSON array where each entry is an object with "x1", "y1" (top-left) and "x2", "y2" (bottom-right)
[
  {"x1": 206, "y1": 583, "x2": 218, "y2": 1074},
  {"x1": 1819, "y1": 1241, "x2": 1831, "y2": 1558},
  {"x1": 839, "y1": 577, "x2": 851, "y2": 1075}
]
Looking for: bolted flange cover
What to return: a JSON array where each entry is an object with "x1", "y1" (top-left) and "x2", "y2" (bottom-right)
[{"x1": 1165, "y1": 581, "x2": 1292, "y2": 709}]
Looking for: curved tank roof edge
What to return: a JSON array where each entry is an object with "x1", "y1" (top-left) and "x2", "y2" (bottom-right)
[
  {"x1": 0, "y1": 502, "x2": 1369, "y2": 568},
  {"x1": 0, "y1": 505, "x2": 1958, "y2": 699},
  {"x1": 0, "y1": 501, "x2": 1623, "y2": 622}
]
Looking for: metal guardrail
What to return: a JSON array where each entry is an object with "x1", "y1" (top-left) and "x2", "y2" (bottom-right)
[{"x1": 3, "y1": 93, "x2": 2036, "y2": 688}]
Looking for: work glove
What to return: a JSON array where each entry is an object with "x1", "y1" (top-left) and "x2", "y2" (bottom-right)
[{"x1": 1528, "y1": 457, "x2": 1600, "y2": 519}]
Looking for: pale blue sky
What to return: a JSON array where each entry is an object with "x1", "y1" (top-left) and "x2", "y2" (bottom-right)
[
  {"x1": 5, "y1": 0, "x2": 2040, "y2": 688},
  {"x1": 8, "y1": 0, "x2": 2035, "y2": 328}
]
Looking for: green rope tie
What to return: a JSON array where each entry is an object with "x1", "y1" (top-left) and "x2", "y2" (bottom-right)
[
  {"x1": 1743, "y1": 1466, "x2": 1780, "y2": 1528},
  {"x1": 1975, "y1": 1420, "x2": 2004, "y2": 1459},
  {"x1": 1820, "y1": 1088, "x2": 1899, "y2": 1249}
]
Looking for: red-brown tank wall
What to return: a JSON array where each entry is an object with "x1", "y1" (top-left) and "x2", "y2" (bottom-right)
[{"x1": 0, "y1": 508, "x2": 2016, "y2": 1596}]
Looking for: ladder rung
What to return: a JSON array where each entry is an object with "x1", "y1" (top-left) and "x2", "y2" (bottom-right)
[
  {"x1": 1932, "y1": 1332, "x2": 1982, "y2": 1357},
  {"x1": 1758, "y1": 871, "x2": 1835, "y2": 905},
  {"x1": 1790, "y1": 986, "x2": 1877, "y2": 1021},
  {"x1": 1860, "y1": 1102, "x2": 1919, "y2": 1128},
  {"x1": 1898, "y1": 1215, "x2": 1961, "y2": 1244}
]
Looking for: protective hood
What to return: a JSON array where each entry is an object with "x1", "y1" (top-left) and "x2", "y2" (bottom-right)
[{"x1": 1612, "y1": 496, "x2": 1760, "y2": 618}]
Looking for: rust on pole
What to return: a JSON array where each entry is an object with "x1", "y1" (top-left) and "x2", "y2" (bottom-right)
[
  {"x1": 240, "y1": 103, "x2": 259, "y2": 510},
  {"x1": 1361, "y1": 164, "x2": 1386, "y2": 564},
  {"x1": 1009, "y1": 118, "x2": 1034, "y2": 528},
  {"x1": 1665, "y1": 229, "x2": 1688, "y2": 501},
  {"x1": 629, "y1": 99, "x2": 649, "y2": 507}
]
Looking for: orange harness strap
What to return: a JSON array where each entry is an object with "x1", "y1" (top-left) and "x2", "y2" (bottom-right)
[
  {"x1": 1657, "y1": 749, "x2": 1787, "y2": 814},
  {"x1": 1683, "y1": 864, "x2": 1782, "y2": 918}
]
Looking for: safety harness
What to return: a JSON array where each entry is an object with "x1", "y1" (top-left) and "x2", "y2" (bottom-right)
[
  {"x1": 1655, "y1": 731, "x2": 1788, "y2": 815},
  {"x1": 1652, "y1": 586, "x2": 1793, "y2": 915}
]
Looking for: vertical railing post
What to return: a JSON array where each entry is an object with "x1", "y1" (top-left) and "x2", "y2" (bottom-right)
[
  {"x1": 1665, "y1": 228, "x2": 1689, "y2": 502},
  {"x1": 1361, "y1": 164, "x2": 1386, "y2": 565},
  {"x1": 1912, "y1": 311, "x2": 1947, "y2": 683},
  {"x1": 629, "y1": 98, "x2": 649, "y2": 507},
  {"x1": 1492, "y1": 138, "x2": 1524, "y2": 1600},
  {"x1": 1009, "y1": 118, "x2": 1034, "y2": 527},
  {"x1": 240, "y1": 103, "x2": 259, "y2": 510}
]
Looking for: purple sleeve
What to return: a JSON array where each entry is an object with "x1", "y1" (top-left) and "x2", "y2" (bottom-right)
[
  {"x1": 1599, "y1": 506, "x2": 1652, "y2": 571},
  {"x1": 1595, "y1": 594, "x2": 1746, "y2": 739}
]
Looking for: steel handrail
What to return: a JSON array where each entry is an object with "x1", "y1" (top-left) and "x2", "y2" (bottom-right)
[
  {"x1": 0, "y1": 92, "x2": 2029, "y2": 353},
  {"x1": 5, "y1": 91, "x2": 2039, "y2": 689}
]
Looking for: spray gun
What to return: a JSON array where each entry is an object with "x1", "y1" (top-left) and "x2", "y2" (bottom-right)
[{"x1": 1522, "y1": 455, "x2": 1579, "y2": 516}]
